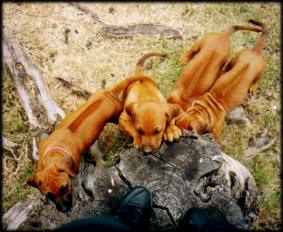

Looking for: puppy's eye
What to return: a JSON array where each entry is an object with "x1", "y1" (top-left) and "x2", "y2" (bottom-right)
[
  {"x1": 154, "y1": 129, "x2": 160, "y2": 135},
  {"x1": 60, "y1": 185, "x2": 68, "y2": 195},
  {"x1": 137, "y1": 128, "x2": 144, "y2": 135}
]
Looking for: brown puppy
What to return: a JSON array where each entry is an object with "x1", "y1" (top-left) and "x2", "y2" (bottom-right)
[
  {"x1": 167, "y1": 23, "x2": 262, "y2": 111},
  {"x1": 119, "y1": 52, "x2": 182, "y2": 154},
  {"x1": 176, "y1": 20, "x2": 267, "y2": 140},
  {"x1": 27, "y1": 76, "x2": 152, "y2": 212}
]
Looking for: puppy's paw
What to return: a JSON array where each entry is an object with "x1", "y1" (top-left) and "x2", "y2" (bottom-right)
[
  {"x1": 248, "y1": 83, "x2": 259, "y2": 94},
  {"x1": 164, "y1": 123, "x2": 182, "y2": 142}
]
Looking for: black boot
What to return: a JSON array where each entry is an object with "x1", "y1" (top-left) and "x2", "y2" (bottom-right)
[{"x1": 115, "y1": 186, "x2": 152, "y2": 231}]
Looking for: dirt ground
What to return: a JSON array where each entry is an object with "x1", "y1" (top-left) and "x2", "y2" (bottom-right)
[{"x1": 3, "y1": 2, "x2": 281, "y2": 230}]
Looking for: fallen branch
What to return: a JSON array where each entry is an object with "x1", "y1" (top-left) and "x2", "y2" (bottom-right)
[
  {"x1": 101, "y1": 24, "x2": 183, "y2": 39},
  {"x1": 3, "y1": 136, "x2": 18, "y2": 149},
  {"x1": 3, "y1": 40, "x2": 40, "y2": 130},
  {"x1": 245, "y1": 137, "x2": 277, "y2": 159},
  {"x1": 55, "y1": 77, "x2": 91, "y2": 100},
  {"x1": 69, "y1": 3, "x2": 182, "y2": 39},
  {"x1": 3, "y1": 33, "x2": 65, "y2": 125},
  {"x1": 69, "y1": 3, "x2": 107, "y2": 25}
]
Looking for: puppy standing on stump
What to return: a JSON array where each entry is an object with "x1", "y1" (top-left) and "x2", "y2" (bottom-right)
[
  {"x1": 176, "y1": 20, "x2": 267, "y2": 140},
  {"x1": 27, "y1": 76, "x2": 153, "y2": 212},
  {"x1": 119, "y1": 52, "x2": 183, "y2": 154},
  {"x1": 167, "y1": 22, "x2": 262, "y2": 111}
]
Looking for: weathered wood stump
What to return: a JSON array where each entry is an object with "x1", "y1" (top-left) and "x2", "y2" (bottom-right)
[{"x1": 3, "y1": 132, "x2": 259, "y2": 231}]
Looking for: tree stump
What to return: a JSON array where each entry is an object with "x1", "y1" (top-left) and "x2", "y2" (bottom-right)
[{"x1": 2, "y1": 132, "x2": 259, "y2": 231}]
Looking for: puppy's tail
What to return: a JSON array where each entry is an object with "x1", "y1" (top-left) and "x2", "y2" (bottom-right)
[
  {"x1": 135, "y1": 52, "x2": 167, "y2": 76},
  {"x1": 223, "y1": 23, "x2": 262, "y2": 38},
  {"x1": 248, "y1": 19, "x2": 267, "y2": 53},
  {"x1": 110, "y1": 76, "x2": 156, "y2": 97}
]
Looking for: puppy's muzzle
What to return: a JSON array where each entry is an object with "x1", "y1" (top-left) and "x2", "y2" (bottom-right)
[
  {"x1": 142, "y1": 146, "x2": 153, "y2": 154},
  {"x1": 49, "y1": 193, "x2": 73, "y2": 213}
]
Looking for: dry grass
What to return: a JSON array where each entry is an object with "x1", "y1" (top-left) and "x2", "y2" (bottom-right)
[{"x1": 3, "y1": 2, "x2": 280, "y2": 230}]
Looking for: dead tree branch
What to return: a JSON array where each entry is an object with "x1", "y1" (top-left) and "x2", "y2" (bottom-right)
[
  {"x1": 69, "y1": 3, "x2": 182, "y2": 39},
  {"x1": 3, "y1": 40, "x2": 40, "y2": 130},
  {"x1": 101, "y1": 24, "x2": 183, "y2": 39},
  {"x1": 55, "y1": 77, "x2": 92, "y2": 100},
  {"x1": 69, "y1": 3, "x2": 107, "y2": 25},
  {"x1": 3, "y1": 33, "x2": 65, "y2": 125}
]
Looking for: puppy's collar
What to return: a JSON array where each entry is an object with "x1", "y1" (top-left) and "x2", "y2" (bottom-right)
[{"x1": 43, "y1": 146, "x2": 72, "y2": 160}]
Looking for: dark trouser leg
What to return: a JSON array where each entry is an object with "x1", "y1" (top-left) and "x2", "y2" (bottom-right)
[{"x1": 55, "y1": 215, "x2": 132, "y2": 232}]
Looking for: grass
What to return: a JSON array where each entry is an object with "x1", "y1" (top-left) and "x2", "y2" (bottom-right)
[
  {"x1": 2, "y1": 66, "x2": 40, "y2": 212},
  {"x1": 2, "y1": 2, "x2": 280, "y2": 230}
]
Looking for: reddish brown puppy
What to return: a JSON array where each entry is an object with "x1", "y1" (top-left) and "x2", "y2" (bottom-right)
[
  {"x1": 176, "y1": 20, "x2": 267, "y2": 140},
  {"x1": 119, "y1": 52, "x2": 182, "y2": 154},
  {"x1": 27, "y1": 76, "x2": 153, "y2": 212},
  {"x1": 167, "y1": 23, "x2": 262, "y2": 111}
]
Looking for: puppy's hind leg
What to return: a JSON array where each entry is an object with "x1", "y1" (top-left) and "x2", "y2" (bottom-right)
[{"x1": 180, "y1": 37, "x2": 204, "y2": 65}]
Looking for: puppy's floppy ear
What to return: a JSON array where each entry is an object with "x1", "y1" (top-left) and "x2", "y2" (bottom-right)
[
  {"x1": 58, "y1": 156, "x2": 77, "y2": 177},
  {"x1": 27, "y1": 174, "x2": 40, "y2": 189},
  {"x1": 164, "y1": 103, "x2": 183, "y2": 123},
  {"x1": 125, "y1": 103, "x2": 138, "y2": 120}
]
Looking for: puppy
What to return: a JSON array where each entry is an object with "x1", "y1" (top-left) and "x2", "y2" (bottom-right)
[
  {"x1": 27, "y1": 76, "x2": 152, "y2": 212},
  {"x1": 167, "y1": 23, "x2": 262, "y2": 111},
  {"x1": 176, "y1": 20, "x2": 267, "y2": 140},
  {"x1": 119, "y1": 52, "x2": 182, "y2": 154}
]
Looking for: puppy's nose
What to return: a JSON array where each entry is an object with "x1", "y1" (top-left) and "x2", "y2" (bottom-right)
[{"x1": 142, "y1": 146, "x2": 152, "y2": 154}]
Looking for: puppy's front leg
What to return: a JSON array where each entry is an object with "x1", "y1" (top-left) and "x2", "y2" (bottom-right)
[
  {"x1": 163, "y1": 104, "x2": 184, "y2": 142},
  {"x1": 119, "y1": 111, "x2": 141, "y2": 149}
]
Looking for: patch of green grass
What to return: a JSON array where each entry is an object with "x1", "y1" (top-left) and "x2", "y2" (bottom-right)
[
  {"x1": 263, "y1": 191, "x2": 281, "y2": 215},
  {"x1": 2, "y1": 65, "x2": 36, "y2": 212},
  {"x1": 144, "y1": 38, "x2": 187, "y2": 97},
  {"x1": 98, "y1": 123, "x2": 133, "y2": 167},
  {"x1": 260, "y1": 56, "x2": 280, "y2": 92},
  {"x1": 3, "y1": 67, "x2": 30, "y2": 142}
]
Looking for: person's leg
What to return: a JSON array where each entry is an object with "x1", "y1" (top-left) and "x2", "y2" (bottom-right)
[
  {"x1": 56, "y1": 215, "x2": 132, "y2": 232},
  {"x1": 115, "y1": 186, "x2": 153, "y2": 231}
]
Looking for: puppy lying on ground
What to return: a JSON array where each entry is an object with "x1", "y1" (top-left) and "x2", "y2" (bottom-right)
[
  {"x1": 27, "y1": 76, "x2": 152, "y2": 212},
  {"x1": 176, "y1": 20, "x2": 267, "y2": 140},
  {"x1": 167, "y1": 23, "x2": 262, "y2": 111},
  {"x1": 119, "y1": 52, "x2": 183, "y2": 154}
]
